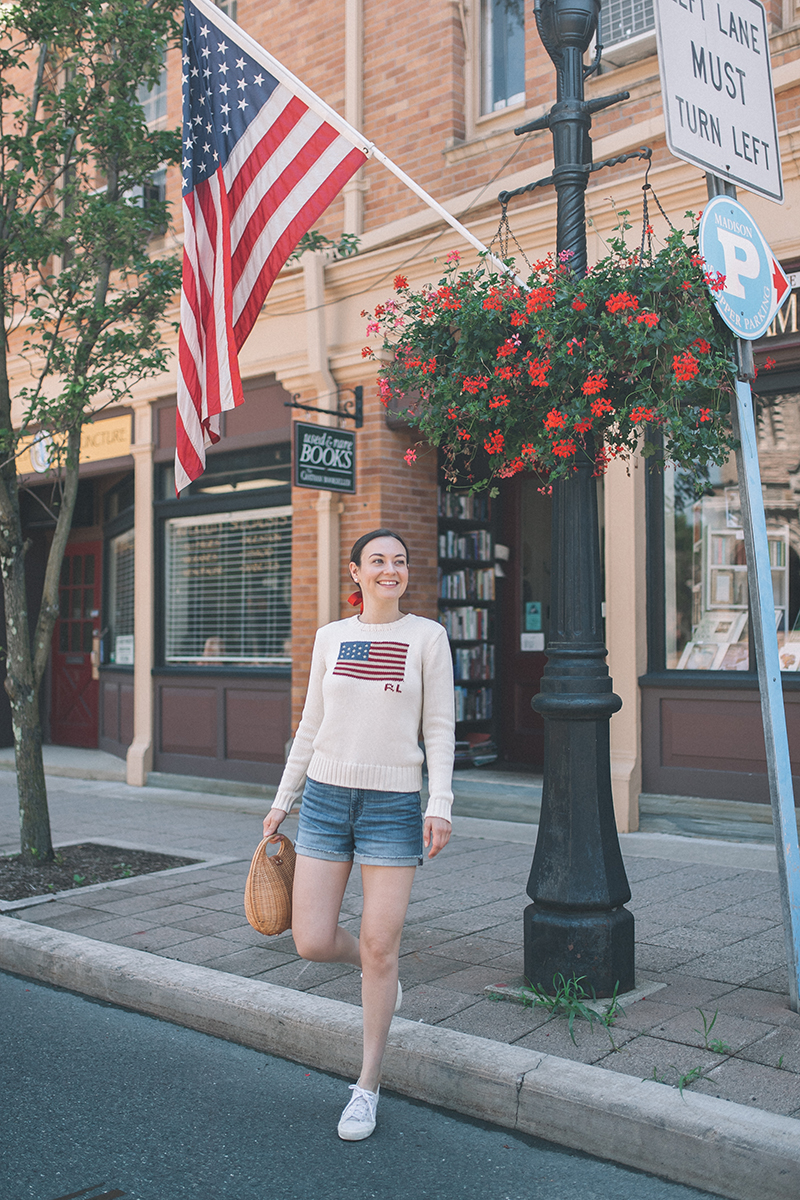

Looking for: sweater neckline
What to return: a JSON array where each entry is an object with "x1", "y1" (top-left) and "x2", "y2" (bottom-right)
[{"x1": 352, "y1": 612, "x2": 414, "y2": 633}]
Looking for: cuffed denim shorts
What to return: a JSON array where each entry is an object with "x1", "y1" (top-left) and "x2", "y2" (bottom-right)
[{"x1": 295, "y1": 777, "x2": 423, "y2": 867}]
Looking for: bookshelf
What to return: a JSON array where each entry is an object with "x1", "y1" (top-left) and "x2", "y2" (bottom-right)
[{"x1": 438, "y1": 488, "x2": 497, "y2": 766}]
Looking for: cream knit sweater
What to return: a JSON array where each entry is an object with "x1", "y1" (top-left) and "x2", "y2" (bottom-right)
[{"x1": 272, "y1": 613, "x2": 455, "y2": 822}]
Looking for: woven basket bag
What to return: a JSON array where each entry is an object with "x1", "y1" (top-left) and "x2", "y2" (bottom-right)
[{"x1": 244, "y1": 834, "x2": 296, "y2": 936}]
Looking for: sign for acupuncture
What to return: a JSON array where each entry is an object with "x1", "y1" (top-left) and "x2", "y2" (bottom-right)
[
  {"x1": 294, "y1": 421, "x2": 356, "y2": 493},
  {"x1": 653, "y1": 0, "x2": 783, "y2": 203}
]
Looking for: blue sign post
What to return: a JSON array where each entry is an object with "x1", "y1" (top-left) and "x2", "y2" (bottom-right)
[{"x1": 700, "y1": 196, "x2": 800, "y2": 1013}]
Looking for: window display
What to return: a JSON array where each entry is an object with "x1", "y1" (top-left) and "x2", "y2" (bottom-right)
[{"x1": 665, "y1": 391, "x2": 800, "y2": 671}]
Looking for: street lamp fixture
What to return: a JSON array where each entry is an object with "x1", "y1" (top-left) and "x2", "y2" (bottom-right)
[{"x1": 514, "y1": 0, "x2": 636, "y2": 996}]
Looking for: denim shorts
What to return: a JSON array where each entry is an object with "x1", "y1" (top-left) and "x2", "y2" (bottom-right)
[{"x1": 295, "y1": 777, "x2": 423, "y2": 867}]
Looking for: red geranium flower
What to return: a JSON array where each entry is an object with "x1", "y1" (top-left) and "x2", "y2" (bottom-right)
[
  {"x1": 544, "y1": 409, "x2": 567, "y2": 431},
  {"x1": 673, "y1": 351, "x2": 700, "y2": 381},
  {"x1": 393, "y1": 275, "x2": 408, "y2": 290},
  {"x1": 606, "y1": 292, "x2": 639, "y2": 313},
  {"x1": 552, "y1": 439, "x2": 577, "y2": 457},
  {"x1": 484, "y1": 430, "x2": 505, "y2": 455},
  {"x1": 582, "y1": 373, "x2": 608, "y2": 395}
]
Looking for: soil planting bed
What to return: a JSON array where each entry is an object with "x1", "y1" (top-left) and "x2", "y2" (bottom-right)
[{"x1": 0, "y1": 843, "x2": 199, "y2": 902}]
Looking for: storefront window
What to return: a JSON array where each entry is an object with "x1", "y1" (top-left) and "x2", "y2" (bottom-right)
[
  {"x1": 107, "y1": 527, "x2": 135, "y2": 665},
  {"x1": 664, "y1": 389, "x2": 800, "y2": 671},
  {"x1": 164, "y1": 506, "x2": 292, "y2": 666}
]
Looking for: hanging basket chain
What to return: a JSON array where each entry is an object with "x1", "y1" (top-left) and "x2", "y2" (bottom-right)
[{"x1": 489, "y1": 204, "x2": 533, "y2": 275}]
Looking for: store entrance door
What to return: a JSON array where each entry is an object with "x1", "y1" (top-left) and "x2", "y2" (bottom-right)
[
  {"x1": 50, "y1": 542, "x2": 101, "y2": 747},
  {"x1": 496, "y1": 476, "x2": 552, "y2": 768}
]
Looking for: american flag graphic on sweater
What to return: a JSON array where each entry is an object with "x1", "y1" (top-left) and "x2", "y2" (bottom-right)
[{"x1": 332, "y1": 641, "x2": 409, "y2": 683}]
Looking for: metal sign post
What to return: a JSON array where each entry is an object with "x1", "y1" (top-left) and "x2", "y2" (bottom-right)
[{"x1": 699, "y1": 193, "x2": 800, "y2": 1012}]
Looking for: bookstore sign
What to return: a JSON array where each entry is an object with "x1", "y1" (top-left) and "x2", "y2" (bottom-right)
[{"x1": 294, "y1": 422, "x2": 356, "y2": 493}]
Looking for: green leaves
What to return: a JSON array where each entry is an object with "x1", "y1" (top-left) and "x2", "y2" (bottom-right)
[{"x1": 1, "y1": 0, "x2": 182, "y2": 442}]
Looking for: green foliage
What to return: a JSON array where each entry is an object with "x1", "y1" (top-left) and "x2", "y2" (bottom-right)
[
  {"x1": 288, "y1": 229, "x2": 360, "y2": 262},
  {"x1": 694, "y1": 1008, "x2": 732, "y2": 1054},
  {"x1": 489, "y1": 973, "x2": 624, "y2": 1045},
  {"x1": 363, "y1": 212, "x2": 739, "y2": 492},
  {"x1": 0, "y1": 0, "x2": 183, "y2": 459}
]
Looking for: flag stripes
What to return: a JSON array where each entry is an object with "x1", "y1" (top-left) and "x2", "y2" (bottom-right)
[{"x1": 175, "y1": 0, "x2": 367, "y2": 492}]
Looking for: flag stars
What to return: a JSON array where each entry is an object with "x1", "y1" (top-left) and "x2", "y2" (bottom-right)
[
  {"x1": 219, "y1": 82, "x2": 229, "y2": 95},
  {"x1": 203, "y1": 67, "x2": 211, "y2": 79},
  {"x1": 203, "y1": 142, "x2": 211, "y2": 153},
  {"x1": 191, "y1": 65, "x2": 199, "y2": 77},
  {"x1": 199, "y1": 23, "x2": 209, "y2": 36},
  {"x1": 193, "y1": 114, "x2": 203, "y2": 126},
  {"x1": 201, "y1": 45, "x2": 210, "y2": 58},
  {"x1": 238, "y1": 98, "x2": 248, "y2": 110},
  {"x1": 235, "y1": 56, "x2": 245, "y2": 69},
  {"x1": 218, "y1": 61, "x2": 228, "y2": 75},
  {"x1": 253, "y1": 72, "x2": 264, "y2": 86},
  {"x1": 237, "y1": 77, "x2": 246, "y2": 90},
  {"x1": 221, "y1": 123, "x2": 231, "y2": 135},
  {"x1": 220, "y1": 103, "x2": 230, "y2": 115},
  {"x1": 217, "y1": 40, "x2": 228, "y2": 53}
]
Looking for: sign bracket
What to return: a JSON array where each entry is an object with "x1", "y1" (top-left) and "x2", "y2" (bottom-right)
[{"x1": 285, "y1": 386, "x2": 363, "y2": 428}]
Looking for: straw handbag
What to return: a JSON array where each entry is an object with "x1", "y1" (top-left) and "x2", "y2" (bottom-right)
[{"x1": 244, "y1": 835, "x2": 296, "y2": 936}]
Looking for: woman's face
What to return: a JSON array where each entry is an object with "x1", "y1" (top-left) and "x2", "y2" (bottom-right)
[{"x1": 350, "y1": 536, "x2": 409, "y2": 604}]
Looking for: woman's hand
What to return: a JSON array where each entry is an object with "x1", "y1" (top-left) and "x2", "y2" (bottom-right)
[
  {"x1": 263, "y1": 807, "x2": 287, "y2": 842},
  {"x1": 423, "y1": 816, "x2": 451, "y2": 858}
]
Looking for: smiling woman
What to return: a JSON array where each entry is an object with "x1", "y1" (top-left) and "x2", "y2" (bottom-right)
[{"x1": 262, "y1": 528, "x2": 455, "y2": 1142}]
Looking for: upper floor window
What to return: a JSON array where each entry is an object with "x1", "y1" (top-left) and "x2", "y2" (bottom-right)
[
  {"x1": 137, "y1": 62, "x2": 167, "y2": 127},
  {"x1": 216, "y1": 0, "x2": 237, "y2": 20},
  {"x1": 481, "y1": 0, "x2": 525, "y2": 114}
]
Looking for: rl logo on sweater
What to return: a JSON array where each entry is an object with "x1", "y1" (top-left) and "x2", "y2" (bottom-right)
[{"x1": 332, "y1": 640, "x2": 409, "y2": 685}]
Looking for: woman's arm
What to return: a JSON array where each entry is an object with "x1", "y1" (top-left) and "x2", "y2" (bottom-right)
[
  {"x1": 269, "y1": 629, "x2": 328, "y2": 815},
  {"x1": 420, "y1": 626, "x2": 456, "y2": 842}
]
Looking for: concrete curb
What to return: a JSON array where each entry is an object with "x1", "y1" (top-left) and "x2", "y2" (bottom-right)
[{"x1": 2, "y1": 917, "x2": 799, "y2": 1199}]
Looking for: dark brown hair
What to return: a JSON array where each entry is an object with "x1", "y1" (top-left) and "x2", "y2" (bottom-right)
[{"x1": 349, "y1": 529, "x2": 410, "y2": 567}]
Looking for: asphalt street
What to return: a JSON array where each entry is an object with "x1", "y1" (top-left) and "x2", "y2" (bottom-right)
[{"x1": 1, "y1": 971, "x2": 721, "y2": 1200}]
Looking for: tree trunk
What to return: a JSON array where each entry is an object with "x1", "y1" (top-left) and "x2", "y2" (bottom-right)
[{"x1": 0, "y1": 486, "x2": 53, "y2": 860}]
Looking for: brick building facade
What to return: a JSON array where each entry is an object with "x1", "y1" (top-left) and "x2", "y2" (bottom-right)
[{"x1": 6, "y1": 0, "x2": 800, "y2": 831}]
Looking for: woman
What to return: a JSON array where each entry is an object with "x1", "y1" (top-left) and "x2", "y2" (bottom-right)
[{"x1": 263, "y1": 529, "x2": 455, "y2": 1141}]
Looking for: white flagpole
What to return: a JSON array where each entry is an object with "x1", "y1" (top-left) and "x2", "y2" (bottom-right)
[{"x1": 188, "y1": 0, "x2": 528, "y2": 288}]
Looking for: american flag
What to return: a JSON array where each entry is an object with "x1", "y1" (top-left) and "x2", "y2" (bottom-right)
[
  {"x1": 332, "y1": 641, "x2": 409, "y2": 683},
  {"x1": 176, "y1": 0, "x2": 369, "y2": 492}
]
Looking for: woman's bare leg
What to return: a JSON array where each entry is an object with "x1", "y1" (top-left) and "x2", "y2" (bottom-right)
[
  {"x1": 291, "y1": 855, "x2": 360, "y2": 966},
  {"x1": 357, "y1": 864, "x2": 416, "y2": 1093}
]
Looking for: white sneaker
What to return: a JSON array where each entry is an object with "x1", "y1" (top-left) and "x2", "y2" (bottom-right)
[{"x1": 337, "y1": 1084, "x2": 379, "y2": 1141}]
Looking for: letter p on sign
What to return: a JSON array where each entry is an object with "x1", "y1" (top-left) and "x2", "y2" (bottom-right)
[{"x1": 716, "y1": 230, "x2": 761, "y2": 299}]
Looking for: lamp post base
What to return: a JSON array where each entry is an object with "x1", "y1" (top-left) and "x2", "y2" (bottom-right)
[{"x1": 523, "y1": 903, "x2": 635, "y2": 997}]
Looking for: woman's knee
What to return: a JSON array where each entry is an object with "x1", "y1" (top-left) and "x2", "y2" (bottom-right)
[{"x1": 292, "y1": 925, "x2": 335, "y2": 961}]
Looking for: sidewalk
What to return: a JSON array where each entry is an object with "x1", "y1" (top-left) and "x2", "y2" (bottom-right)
[{"x1": 1, "y1": 761, "x2": 799, "y2": 1197}]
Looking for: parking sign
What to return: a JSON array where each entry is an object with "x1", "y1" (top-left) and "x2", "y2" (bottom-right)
[{"x1": 699, "y1": 195, "x2": 790, "y2": 338}]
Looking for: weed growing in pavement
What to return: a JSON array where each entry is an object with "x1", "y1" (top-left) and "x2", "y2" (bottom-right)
[
  {"x1": 649, "y1": 1063, "x2": 709, "y2": 1096},
  {"x1": 695, "y1": 1008, "x2": 732, "y2": 1054},
  {"x1": 488, "y1": 974, "x2": 625, "y2": 1046}
]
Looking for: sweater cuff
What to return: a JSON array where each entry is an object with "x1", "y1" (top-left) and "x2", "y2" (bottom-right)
[
  {"x1": 423, "y1": 795, "x2": 452, "y2": 823},
  {"x1": 270, "y1": 790, "x2": 298, "y2": 815}
]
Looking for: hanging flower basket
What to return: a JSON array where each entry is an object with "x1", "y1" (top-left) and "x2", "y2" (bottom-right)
[{"x1": 363, "y1": 213, "x2": 744, "y2": 492}]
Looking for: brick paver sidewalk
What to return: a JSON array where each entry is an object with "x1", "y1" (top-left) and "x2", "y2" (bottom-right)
[{"x1": 3, "y1": 771, "x2": 799, "y2": 1119}]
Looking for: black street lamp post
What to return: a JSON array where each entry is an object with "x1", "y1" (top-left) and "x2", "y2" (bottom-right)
[{"x1": 507, "y1": 0, "x2": 637, "y2": 996}]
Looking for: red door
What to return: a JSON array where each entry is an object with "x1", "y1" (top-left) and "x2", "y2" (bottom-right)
[
  {"x1": 50, "y1": 542, "x2": 101, "y2": 747},
  {"x1": 496, "y1": 476, "x2": 552, "y2": 768}
]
